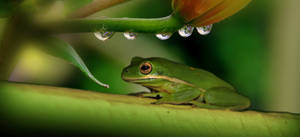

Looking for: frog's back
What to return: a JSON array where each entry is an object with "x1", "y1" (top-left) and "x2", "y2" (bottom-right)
[{"x1": 150, "y1": 58, "x2": 234, "y2": 90}]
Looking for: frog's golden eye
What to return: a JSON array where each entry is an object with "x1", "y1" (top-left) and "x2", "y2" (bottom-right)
[{"x1": 139, "y1": 62, "x2": 152, "y2": 75}]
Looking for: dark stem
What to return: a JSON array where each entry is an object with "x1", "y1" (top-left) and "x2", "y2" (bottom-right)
[{"x1": 0, "y1": 14, "x2": 26, "y2": 80}]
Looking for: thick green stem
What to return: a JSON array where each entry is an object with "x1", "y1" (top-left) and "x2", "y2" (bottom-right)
[
  {"x1": 43, "y1": 14, "x2": 185, "y2": 33},
  {"x1": 0, "y1": 82, "x2": 299, "y2": 136}
]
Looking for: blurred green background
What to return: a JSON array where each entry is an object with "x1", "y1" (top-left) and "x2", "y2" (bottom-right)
[{"x1": 1, "y1": 0, "x2": 299, "y2": 113}]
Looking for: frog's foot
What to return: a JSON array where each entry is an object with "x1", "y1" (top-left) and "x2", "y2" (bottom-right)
[
  {"x1": 142, "y1": 93, "x2": 161, "y2": 98},
  {"x1": 151, "y1": 98, "x2": 172, "y2": 104},
  {"x1": 149, "y1": 94, "x2": 172, "y2": 104},
  {"x1": 131, "y1": 92, "x2": 167, "y2": 99},
  {"x1": 151, "y1": 99, "x2": 178, "y2": 105},
  {"x1": 151, "y1": 100, "x2": 163, "y2": 105},
  {"x1": 152, "y1": 98, "x2": 193, "y2": 105},
  {"x1": 152, "y1": 89, "x2": 202, "y2": 105},
  {"x1": 151, "y1": 95, "x2": 192, "y2": 105},
  {"x1": 190, "y1": 101, "x2": 227, "y2": 109},
  {"x1": 127, "y1": 91, "x2": 150, "y2": 97}
]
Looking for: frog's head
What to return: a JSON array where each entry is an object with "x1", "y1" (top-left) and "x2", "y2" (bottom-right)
[{"x1": 121, "y1": 57, "x2": 168, "y2": 86}]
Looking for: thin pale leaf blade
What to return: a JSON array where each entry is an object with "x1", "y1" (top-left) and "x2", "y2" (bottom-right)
[{"x1": 34, "y1": 37, "x2": 109, "y2": 88}]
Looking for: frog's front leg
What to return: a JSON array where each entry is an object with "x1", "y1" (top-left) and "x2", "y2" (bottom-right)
[
  {"x1": 142, "y1": 92, "x2": 167, "y2": 98},
  {"x1": 128, "y1": 91, "x2": 149, "y2": 96},
  {"x1": 128, "y1": 91, "x2": 166, "y2": 98},
  {"x1": 191, "y1": 87, "x2": 250, "y2": 110},
  {"x1": 152, "y1": 88, "x2": 201, "y2": 105}
]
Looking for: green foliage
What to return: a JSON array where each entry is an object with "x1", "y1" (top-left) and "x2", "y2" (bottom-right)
[
  {"x1": 0, "y1": 0, "x2": 299, "y2": 135},
  {"x1": 0, "y1": 0, "x2": 21, "y2": 17},
  {"x1": 0, "y1": 0, "x2": 297, "y2": 112},
  {"x1": 0, "y1": 0, "x2": 185, "y2": 88}
]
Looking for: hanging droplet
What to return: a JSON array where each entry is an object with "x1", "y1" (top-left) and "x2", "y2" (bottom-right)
[
  {"x1": 94, "y1": 31, "x2": 114, "y2": 41},
  {"x1": 178, "y1": 25, "x2": 194, "y2": 37},
  {"x1": 196, "y1": 24, "x2": 213, "y2": 35},
  {"x1": 155, "y1": 32, "x2": 172, "y2": 40},
  {"x1": 124, "y1": 32, "x2": 137, "y2": 40}
]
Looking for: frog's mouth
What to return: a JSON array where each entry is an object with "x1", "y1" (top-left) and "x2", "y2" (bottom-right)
[
  {"x1": 123, "y1": 75, "x2": 194, "y2": 86},
  {"x1": 122, "y1": 77, "x2": 157, "y2": 83}
]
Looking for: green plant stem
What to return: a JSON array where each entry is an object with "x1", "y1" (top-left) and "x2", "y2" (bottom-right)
[
  {"x1": 43, "y1": 14, "x2": 185, "y2": 33},
  {"x1": 0, "y1": 82, "x2": 299, "y2": 136}
]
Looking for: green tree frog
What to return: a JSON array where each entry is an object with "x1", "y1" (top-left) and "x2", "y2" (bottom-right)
[{"x1": 121, "y1": 57, "x2": 250, "y2": 110}]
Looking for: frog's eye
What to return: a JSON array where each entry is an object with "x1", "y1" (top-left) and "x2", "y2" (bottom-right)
[{"x1": 139, "y1": 62, "x2": 152, "y2": 75}]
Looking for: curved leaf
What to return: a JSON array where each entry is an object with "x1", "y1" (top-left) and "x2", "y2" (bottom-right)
[
  {"x1": 0, "y1": 82, "x2": 299, "y2": 136},
  {"x1": 33, "y1": 37, "x2": 109, "y2": 88}
]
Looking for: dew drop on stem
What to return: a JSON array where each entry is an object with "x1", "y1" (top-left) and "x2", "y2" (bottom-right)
[
  {"x1": 178, "y1": 25, "x2": 194, "y2": 37},
  {"x1": 155, "y1": 32, "x2": 172, "y2": 40},
  {"x1": 196, "y1": 24, "x2": 213, "y2": 35},
  {"x1": 94, "y1": 31, "x2": 114, "y2": 41},
  {"x1": 124, "y1": 32, "x2": 137, "y2": 40}
]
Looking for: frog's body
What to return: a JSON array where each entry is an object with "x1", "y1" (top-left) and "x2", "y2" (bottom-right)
[{"x1": 121, "y1": 57, "x2": 250, "y2": 110}]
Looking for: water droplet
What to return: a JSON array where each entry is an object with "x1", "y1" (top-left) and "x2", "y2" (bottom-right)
[
  {"x1": 196, "y1": 24, "x2": 213, "y2": 35},
  {"x1": 178, "y1": 25, "x2": 194, "y2": 37},
  {"x1": 155, "y1": 32, "x2": 172, "y2": 40},
  {"x1": 124, "y1": 32, "x2": 137, "y2": 40},
  {"x1": 94, "y1": 31, "x2": 114, "y2": 41}
]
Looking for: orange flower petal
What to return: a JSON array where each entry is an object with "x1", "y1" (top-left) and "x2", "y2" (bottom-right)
[
  {"x1": 192, "y1": 0, "x2": 251, "y2": 26},
  {"x1": 172, "y1": 0, "x2": 224, "y2": 22},
  {"x1": 172, "y1": 0, "x2": 251, "y2": 26}
]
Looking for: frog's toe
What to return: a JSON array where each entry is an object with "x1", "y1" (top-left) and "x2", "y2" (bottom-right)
[
  {"x1": 127, "y1": 91, "x2": 149, "y2": 96},
  {"x1": 142, "y1": 93, "x2": 161, "y2": 98},
  {"x1": 151, "y1": 100, "x2": 164, "y2": 104}
]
